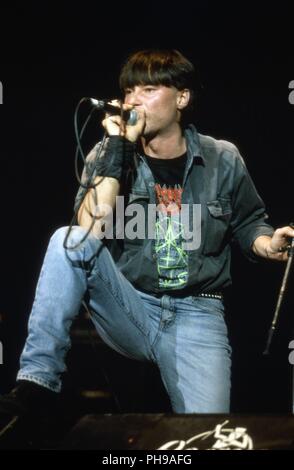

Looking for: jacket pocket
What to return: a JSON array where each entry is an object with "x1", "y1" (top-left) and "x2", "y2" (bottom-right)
[
  {"x1": 203, "y1": 198, "x2": 232, "y2": 254},
  {"x1": 128, "y1": 190, "x2": 149, "y2": 203},
  {"x1": 207, "y1": 198, "x2": 232, "y2": 218}
]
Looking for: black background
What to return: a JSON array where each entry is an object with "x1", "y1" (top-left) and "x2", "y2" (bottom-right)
[{"x1": 0, "y1": 2, "x2": 293, "y2": 415}]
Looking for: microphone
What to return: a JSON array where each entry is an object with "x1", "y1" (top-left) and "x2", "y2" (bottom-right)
[{"x1": 89, "y1": 98, "x2": 137, "y2": 125}]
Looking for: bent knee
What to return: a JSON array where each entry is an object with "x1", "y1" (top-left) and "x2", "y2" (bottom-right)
[{"x1": 50, "y1": 226, "x2": 100, "y2": 250}]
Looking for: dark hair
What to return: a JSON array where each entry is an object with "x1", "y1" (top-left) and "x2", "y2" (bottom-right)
[{"x1": 119, "y1": 49, "x2": 196, "y2": 112}]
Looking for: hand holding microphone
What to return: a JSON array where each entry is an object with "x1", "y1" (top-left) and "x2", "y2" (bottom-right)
[
  {"x1": 90, "y1": 99, "x2": 138, "y2": 125},
  {"x1": 90, "y1": 98, "x2": 145, "y2": 181},
  {"x1": 90, "y1": 98, "x2": 145, "y2": 143}
]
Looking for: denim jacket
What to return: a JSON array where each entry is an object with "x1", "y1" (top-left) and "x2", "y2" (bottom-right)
[{"x1": 74, "y1": 125, "x2": 274, "y2": 295}]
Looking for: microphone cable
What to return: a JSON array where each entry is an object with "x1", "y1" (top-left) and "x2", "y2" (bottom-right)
[
  {"x1": 63, "y1": 98, "x2": 108, "y2": 251},
  {"x1": 63, "y1": 98, "x2": 124, "y2": 412},
  {"x1": 64, "y1": 97, "x2": 133, "y2": 251}
]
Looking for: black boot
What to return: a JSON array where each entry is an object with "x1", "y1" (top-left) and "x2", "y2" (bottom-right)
[{"x1": 0, "y1": 380, "x2": 59, "y2": 449}]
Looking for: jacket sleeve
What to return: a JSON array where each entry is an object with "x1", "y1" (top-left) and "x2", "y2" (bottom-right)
[
  {"x1": 73, "y1": 142, "x2": 103, "y2": 214},
  {"x1": 230, "y1": 147, "x2": 274, "y2": 261}
]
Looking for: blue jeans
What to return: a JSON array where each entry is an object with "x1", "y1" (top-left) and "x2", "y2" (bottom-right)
[{"x1": 17, "y1": 226, "x2": 232, "y2": 413}]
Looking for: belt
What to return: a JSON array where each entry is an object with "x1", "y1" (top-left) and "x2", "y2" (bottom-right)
[
  {"x1": 139, "y1": 288, "x2": 223, "y2": 301},
  {"x1": 196, "y1": 292, "x2": 223, "y2": 301}
]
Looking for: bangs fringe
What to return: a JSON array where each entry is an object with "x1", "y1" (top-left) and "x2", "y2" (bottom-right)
[{"x1": 119, "y1": 50, "x2": 194, "y2": 91}]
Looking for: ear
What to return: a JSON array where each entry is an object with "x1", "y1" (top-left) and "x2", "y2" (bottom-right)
[{"x1": 177, "y1": 89, "x2": 190, "y2": 110}]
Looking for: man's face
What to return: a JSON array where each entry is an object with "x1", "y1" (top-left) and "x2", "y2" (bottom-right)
[{"x1": 124, "y1": 84, "x2": 184, "y2": 137}]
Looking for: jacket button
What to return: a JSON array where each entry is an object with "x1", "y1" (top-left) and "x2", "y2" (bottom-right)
[{"x1": 149, "y1": 182, "x2": 155, "y2": 188}]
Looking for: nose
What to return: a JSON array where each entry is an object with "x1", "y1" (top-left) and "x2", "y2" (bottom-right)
[{"x1": 125, "y1": 87, "x2": 142, "y2": 106}]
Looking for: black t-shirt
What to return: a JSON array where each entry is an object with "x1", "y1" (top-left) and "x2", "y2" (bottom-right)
[{"x1": 144, "y1": 153, "x2": 187, "y2": 187}]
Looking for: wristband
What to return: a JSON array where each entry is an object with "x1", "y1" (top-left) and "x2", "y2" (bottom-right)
[{"x1": 95, "y1": 136, "x2": 135, "y2": 180}]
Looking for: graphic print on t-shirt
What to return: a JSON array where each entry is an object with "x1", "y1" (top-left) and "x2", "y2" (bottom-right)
[{"x1": 154, "y1": 183, "x2": 188, "y2": 289}]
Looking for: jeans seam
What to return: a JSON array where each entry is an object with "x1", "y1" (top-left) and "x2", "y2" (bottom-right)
[
  {"x1": 150, "y1": 306, "x2": 176, "y2": 350},
  {"x1": 17, "y1": 374, "x2": 60, "y2": 393},
  {"x1": 91, "y1": 268, "x2": 149, "y2": 337},
  {"x1": 151, "y1": 350, "x2": 177, "y2": 410}
]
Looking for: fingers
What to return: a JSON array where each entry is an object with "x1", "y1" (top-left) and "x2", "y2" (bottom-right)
[
  {"x1": 101, "y1": 99, "x2": 131, "y2": 136},
  {"x1": 102, "y1": 115, "x2": 122, "y2": 126},
  {"x1": 275, "y1": 226, "x2": 294, "y2": 239},
  {"x1": 123, "y1": 109, "x2": 146, "y2": 142},
  {"x1": 102, "y1": 115, "x2": 125, "y2": 136},
  {"x1": 286, "y1": 226, "x2": 294, "y2": 238},
  {"x1": 110, "y1": 99, "x2": 121, "y2": 107},
  {"x1": 100, "y1": 98, "x2": 144, "y2": 141}
]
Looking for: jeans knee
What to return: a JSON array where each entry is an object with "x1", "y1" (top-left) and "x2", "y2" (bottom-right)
[{"x1": 50, "y1": 226, "x2": 96, "y2": 251}]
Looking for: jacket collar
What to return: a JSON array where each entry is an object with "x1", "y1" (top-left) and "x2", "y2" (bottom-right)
[{"x1": 184, "y1": 124, "x2": 205, "y2": 163}]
